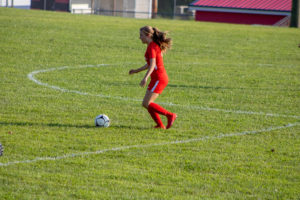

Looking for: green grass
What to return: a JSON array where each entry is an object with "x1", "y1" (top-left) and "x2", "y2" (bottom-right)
[{"x1": 0, "y1": 8, "x2": 300, "y2": 199}]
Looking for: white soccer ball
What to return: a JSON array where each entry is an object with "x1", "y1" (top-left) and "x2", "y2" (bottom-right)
[{"x1": 95, "y1": 114, "x2": 110, "y2": 127}]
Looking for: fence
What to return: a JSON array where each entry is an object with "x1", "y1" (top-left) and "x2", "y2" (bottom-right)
[
  {"x1": 71, "y1": 8, "x2": 195, "y2": 20},
  {"x1": 273, "y1": 16, "x2": 291, "y2": 27}
]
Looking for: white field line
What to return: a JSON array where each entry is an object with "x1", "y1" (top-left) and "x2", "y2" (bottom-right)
[
  {"x1": 6, "y1": 63, "x2": 295, "y2": 167},
  {"x1": 0, "y1": 122, "x2": 298, "y2": 167},
  {"x1": 27, "y1": 64, "x2": 300, "y2": 119}
]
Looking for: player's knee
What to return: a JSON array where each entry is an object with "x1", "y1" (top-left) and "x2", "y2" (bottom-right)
[{"x1": 142, "y1": 101, "x2": 149, "y2": 108}]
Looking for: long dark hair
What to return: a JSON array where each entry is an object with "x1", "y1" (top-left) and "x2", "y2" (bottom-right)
[{"x1": 140, "y1": 26, "x2": 172, "y2": 53}]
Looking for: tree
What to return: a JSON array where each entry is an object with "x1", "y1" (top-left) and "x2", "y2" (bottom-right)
[{"x1": 290, "y1": 0, "x2": 299, "y2": 27}]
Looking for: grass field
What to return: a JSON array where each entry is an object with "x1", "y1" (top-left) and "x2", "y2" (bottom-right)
[{"x1": 0, "y1": 7, "x2": 300, "y2": 199}]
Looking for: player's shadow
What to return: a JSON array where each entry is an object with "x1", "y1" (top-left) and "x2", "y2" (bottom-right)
[
  {"x1": 94, "y1": 82, "x2": 299, "y2": 92},
  {"x1": 0, "y1": 122, "x2": 152, "y2": 130},
  {"x1": 110, "y1": 125, "x2": 150, "y2": 130},
  {"x1": 168, "y1": 84, "x2": 225, "y2": 90},
  {"x1": 168, "y1": 84, "x2": 300, "y2": 92},
  {"x1": 0, "y1": 121, "x2": 96, "y2": 129}
]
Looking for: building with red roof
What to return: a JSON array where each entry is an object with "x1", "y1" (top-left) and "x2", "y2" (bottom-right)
[{"x1": 189, "y1": 0, "x2": 292, "y2": 26}]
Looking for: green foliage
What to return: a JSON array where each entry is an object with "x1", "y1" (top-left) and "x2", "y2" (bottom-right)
[{"x1": 0, "y1": 8, "x2": 300, "y2": 199}]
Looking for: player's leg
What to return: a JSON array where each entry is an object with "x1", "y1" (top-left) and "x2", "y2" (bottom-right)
[
  {"x1": 142, "y1": 89, "x2": 159, "y2": 109},
  {"x1": 145, "y1": 79, "x2": 177, "y2": 129},
  {"x1": 144, "y1": 92, "x2": 177, "y2": 129},
  {"x1": 148, "y1": 101, "x2": 177, "y2": 129},
  {"x1": 142, "y1": 90, "x2": 165, "y2": 128}
]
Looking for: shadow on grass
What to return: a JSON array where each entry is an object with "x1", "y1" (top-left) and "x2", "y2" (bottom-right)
[
  {"x1": 167, "y1": 84, "x2": 300, "y2": 91},
  {"x1": 110, "y1": 125, "x2": 150, "y2": 130},
  {"x1": 102, "y1": 82, "x2": 300, "y2": 92},
  {"x1": 0, "y1": 121, "x2": 95, "y2": 129},
  {"x1": 0, "y1": 121, "x2": 150, "y2": 130}
]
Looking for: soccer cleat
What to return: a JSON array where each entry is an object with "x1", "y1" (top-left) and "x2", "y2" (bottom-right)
[
  {"x1": 166, "y1": 113, "x2": 177, "y2": 129},
  {"x1": 154, "y1": 125, "x2": 166, "y2": 129}
]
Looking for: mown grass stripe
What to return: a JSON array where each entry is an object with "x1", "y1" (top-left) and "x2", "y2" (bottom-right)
[
  {"x1": 1, "y1": 123, "x2": 298, "y2": 167},
  {"x1": 28, "y1": 64, "x2": 300, "y2": 120}
]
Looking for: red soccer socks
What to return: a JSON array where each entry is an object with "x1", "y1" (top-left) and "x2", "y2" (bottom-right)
[
  {"x1": 148, "y1": 103, "x2": 176, "y2": 129},
  {"x1": 148, "y1": 102, "x2": 171, "y2": 116},
  {"x1": 147, "y1": 106, "x2": 164, "y2": 128}
]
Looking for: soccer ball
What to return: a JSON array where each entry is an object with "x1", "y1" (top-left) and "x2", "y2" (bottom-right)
[{"x1": 95, "y1": 114, "x2": 110, "y2": 127}]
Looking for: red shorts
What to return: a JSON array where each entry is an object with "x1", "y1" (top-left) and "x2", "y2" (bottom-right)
[{"x1": 147, "y1": 78, "x2": 168, "y2": 94}]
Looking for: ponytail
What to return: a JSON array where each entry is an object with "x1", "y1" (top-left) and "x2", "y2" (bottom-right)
[{"x1": 140, "y1": 26, "x2": 172, "y2": 53}]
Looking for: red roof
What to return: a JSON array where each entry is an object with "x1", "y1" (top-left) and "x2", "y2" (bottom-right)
[{"x1": 190, "y1": 0, "x2": 292, "y2": 12}]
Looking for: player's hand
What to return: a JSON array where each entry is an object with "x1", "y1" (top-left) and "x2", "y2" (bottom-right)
[
  {"x1": 129, "y1": 69, "x2": 136, "y2": 75},
  {"x1": 140, "y1": 78, "x2": 147, "y2": 87}
]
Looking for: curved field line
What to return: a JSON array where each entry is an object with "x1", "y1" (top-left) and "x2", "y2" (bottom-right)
[
  {"x1": 27, "y1": 64, "x2": 300, "y2": 119},
  {"x1": 1, "y1": 63, "x2": 298, "y2": 167}
]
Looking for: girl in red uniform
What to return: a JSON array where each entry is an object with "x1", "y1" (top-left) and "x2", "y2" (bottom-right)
[{"x1": 129, "y1": 26, "x2": 177, "y2": 129}]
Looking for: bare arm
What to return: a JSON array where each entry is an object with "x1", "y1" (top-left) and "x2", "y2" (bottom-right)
[
  {"x1": 140, "y1": 58, "x2": 156, "y2": 87},
  {"x1": 129, "y1": 64, "x2": 149, "y2": 74}
]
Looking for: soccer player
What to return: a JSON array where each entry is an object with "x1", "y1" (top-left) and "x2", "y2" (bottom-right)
[{"x1": 129, "y1": 26, "x2": 177, "y2": 129}]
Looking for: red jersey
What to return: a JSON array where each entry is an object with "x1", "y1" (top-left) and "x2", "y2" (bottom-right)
[{"x1": 145, "y1": 42, "x2": 168, "y2": 81}]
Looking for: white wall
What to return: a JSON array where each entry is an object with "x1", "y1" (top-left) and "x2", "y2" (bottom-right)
[
  {"x1": 122, "y1": 0, "x2": 135, "y2": 18},
  {"x1": 135, "y1": 0, "x2": 151, "y2": 19},
  {"x1": 0, "y1": 0, "x2": 30, "y2": 9},
  {"x1": 71, "y1": 0, "x2": 92, "y2": 14},
  {"x1": 93, "y1": 0, "x2": 152, "y2": 19}
]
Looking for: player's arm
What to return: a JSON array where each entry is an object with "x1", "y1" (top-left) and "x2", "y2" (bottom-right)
[
  {"x1": 129, "y1": 64, "x2": 149, "y2": 74},
  {"x1": 140, "y1": 58, "x2": 156, "y2": 87}
]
